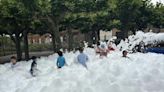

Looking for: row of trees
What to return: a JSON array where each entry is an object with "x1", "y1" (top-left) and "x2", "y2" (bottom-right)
[{"x1": 0, "y1": 0, "x2": 164, "y2": 60}]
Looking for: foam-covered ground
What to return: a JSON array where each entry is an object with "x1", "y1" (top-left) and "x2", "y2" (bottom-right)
[
  {"x1": 117, "y1": 31, "x2": 164, "y2": 51},
  {"x1": 0, "y1": 48, "x2": 164, "y2": 92}
]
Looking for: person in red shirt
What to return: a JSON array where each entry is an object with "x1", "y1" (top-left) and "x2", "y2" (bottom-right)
[{"x1": 107, "y1": 42, "x2": 115, "y2": 53}]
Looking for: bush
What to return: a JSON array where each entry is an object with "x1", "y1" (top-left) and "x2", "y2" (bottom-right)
[{"x1": 29, "y1": 43, "x2": 53, "y2": 52}]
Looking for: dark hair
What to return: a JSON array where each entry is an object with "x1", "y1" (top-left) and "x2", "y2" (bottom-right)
[
  {"x1": 31, "y1": 56, "x2": 37, "y2": 60},
  {"x1": 97, "y1": 41, "x2": 100, "y2": 46},
  {"x1": 79, "y1": 47, "x2": 84, "y2": 52},
  {"x1": 57, "y1": 51, "x2": 63, "y2": 56},
  {"x1": 122, "y1": 50, "x2": 127, "y2": 54},
  {"x1": 11, "y1": 56, "x2": 16, "y2": 59}
]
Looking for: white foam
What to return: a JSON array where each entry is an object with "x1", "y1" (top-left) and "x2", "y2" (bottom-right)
[
  {"x1": 117, "y1": 31, "x2": 164, "y2": 51},
  {"x1": 0, "y1": 31, "x2": 164, "y2": 92},
  {"x1": 0, "y1": 48, "x2": 164, "y2": 92}
]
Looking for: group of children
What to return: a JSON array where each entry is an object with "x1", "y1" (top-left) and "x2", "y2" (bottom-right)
[
  {"x1": 56, "y1": 47, "x2": 89, "y2": 69},
  {"x1": 10, "y1": 44, "x2": 129, "y2": 77},
  {"x1": 95, "y1": 41, "x2": 116, "y2": 57},
  {"x1": 10, "y1": 56, "x2": 38, "y2": 76},
  {"x1": 10, "y1": 47, "x2": 89, "y2": 77}
]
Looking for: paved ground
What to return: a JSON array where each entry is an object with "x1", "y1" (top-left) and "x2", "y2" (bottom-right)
[{"x1": 0, "y1": 51, "x2": 54, "y2": 64}]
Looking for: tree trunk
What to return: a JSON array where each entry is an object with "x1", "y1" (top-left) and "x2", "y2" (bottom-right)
[
  {"x1": 91, "y1": 31, "x2": 96, "y2": 44},
  {"x1": 51, "y1": 25, "x2": 61, "y2": 52},
  {"x1": 120, "y1": 24, "x2": 128, "y2": 39},
  {"x1": 85, "y1": 32, "x2": 92, "y2": 44},
  {"x1": 68, "y1": 27, "x2": 73, "y2": 51},
  {"x1": 55, "y1": 25, "x2": 62, "y2": 50},
  {"x1": 1, "y1": 35, "x2": 6, "y2": 56},
  {"x1": 47, "y1": 16, "x2": 61, "y2": 52},
  {"x1": 97, "y1": 30, "x2": 100, "y2": 41},
  {"x1": 51, "y1": 32, "x2": 57, "y2": 52},
  {"x1": 94, "y1": 31, "x2": 99, "y2": 42},
  {"x1": 23, "y1": 30, "x2": 29, "y2": 60},
  {"x1": 123, "y1": 29, "x2": 128, "y2": 39},
  {"x1": 15, "y1": 34, "x2": 22, "y2": 61}
]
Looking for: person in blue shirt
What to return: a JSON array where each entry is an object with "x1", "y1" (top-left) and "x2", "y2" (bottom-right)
[
  {"x1": 57, "y1": 51, "x2": 66, "y2": 69},
  {"x1": 77, "y1": 47, "x2": 89, "y2": 69}
]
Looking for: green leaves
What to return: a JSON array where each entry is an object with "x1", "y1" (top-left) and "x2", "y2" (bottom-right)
[{"x1": 0, "y1": 0, "x2": 164, "y2": 36}]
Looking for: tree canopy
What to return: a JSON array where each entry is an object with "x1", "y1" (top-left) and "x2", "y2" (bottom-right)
[{"x1": 0, "y1": 0, "x2": 164, "y2": 60}]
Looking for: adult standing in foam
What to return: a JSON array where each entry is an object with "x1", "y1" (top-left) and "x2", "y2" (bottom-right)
[
  {"x1": 56, "y1": 51, "x2": 66, "y2": 69},
  {"x1": 77, "y1": 47, "x2": 89, "y2": 68}
]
